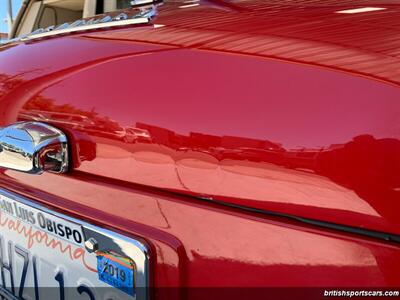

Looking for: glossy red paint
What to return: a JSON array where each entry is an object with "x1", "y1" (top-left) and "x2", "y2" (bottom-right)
[
  {"x1": 0, "y1": 0, "x2": 400, "y2": 295},
  {"x1": 1, "y1": 171, "x2": 400, "y2": 290}
]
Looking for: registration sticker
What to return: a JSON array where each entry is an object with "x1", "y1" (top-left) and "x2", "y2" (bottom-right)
[{"x1": 97, "y1": 251, "x2": 136, "y2": 297}]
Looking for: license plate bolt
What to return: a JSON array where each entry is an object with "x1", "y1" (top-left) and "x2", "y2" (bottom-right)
[{"x1": 84, "y1": 237, "x2": 99, "y2": 253}]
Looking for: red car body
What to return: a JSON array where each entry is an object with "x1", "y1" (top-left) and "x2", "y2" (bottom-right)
[{"x1": 0, "y1": 0, "x2": 399, "y2": 298}]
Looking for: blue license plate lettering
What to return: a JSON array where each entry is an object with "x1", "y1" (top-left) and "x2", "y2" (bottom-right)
[{"x1": 0, "y1": 234, "x2": 99, "y2": 300}]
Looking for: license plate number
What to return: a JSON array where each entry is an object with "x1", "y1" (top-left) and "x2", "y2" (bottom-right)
[{"x1": 0, "y1": 190, "x2": 149, "y2": 300}]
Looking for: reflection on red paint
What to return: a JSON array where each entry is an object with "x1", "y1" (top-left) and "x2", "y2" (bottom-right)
[{"x1": 1, "y1": 0, "x2": 400, "y2": 292}]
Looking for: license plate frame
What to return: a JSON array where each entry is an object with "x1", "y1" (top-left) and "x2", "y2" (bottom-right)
[{"x1": 0, "y1": 188, "x2": 149, "y2": 300}]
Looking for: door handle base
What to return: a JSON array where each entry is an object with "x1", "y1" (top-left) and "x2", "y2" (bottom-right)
[{"x1": 0, "y1": 122, "x2": 68, "y2": 174}]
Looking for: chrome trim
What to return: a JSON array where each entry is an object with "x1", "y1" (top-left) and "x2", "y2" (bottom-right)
[
  {"x1": 0, "y1": 122, "x2": 68, "y2": 174},
  {"x1": 0, "y1": 188, "x2": 150, "y2": 299},
  {"x1": 1, "y1": 9, "x2": 155, "y2": 45},
  {"x1": 131, "y1": 0, "x2": 156, "y2": 7},
  {"x1": 21, "y1": 17, "x2": 150, "y2": 41}
]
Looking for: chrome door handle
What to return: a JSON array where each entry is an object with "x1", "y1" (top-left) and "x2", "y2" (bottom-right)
[{"x1": 0, "y1": 122, "x2": 68, "y2": 174}]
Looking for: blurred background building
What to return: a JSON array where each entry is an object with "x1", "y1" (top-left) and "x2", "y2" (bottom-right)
[{"x1": 1, "y1": 0, "x2": 22, "y2": 40}]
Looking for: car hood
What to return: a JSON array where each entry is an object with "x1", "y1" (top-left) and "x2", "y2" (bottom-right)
[{"x1": 0, "y1": 0, "x2": 399, "y2": 237}]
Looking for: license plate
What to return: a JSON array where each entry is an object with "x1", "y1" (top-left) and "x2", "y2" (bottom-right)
[{"x1": 0, "y1": 189, "x2": 149, "y2": 300}]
